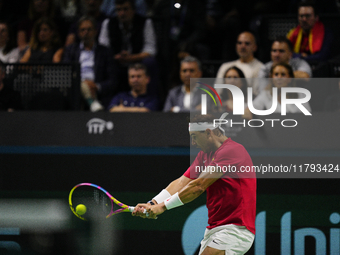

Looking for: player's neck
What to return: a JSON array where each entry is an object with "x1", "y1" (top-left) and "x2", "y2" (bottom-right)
[{"x1": 212, "y1": 136, "x2": 228, "y2": 151}]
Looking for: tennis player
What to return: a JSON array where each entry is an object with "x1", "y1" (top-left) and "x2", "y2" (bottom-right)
[{"x1": 133, "y1": 113, "x2": 256, "y2": 255}]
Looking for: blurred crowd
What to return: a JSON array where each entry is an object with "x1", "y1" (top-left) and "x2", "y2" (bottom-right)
[{"x1": 0, "y1": 0, "x2": 339, "y2": 113}]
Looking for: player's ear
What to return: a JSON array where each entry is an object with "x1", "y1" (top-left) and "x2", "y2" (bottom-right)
[{"x1": 205, "y1": 129, "x2": 212, "y2": 137}]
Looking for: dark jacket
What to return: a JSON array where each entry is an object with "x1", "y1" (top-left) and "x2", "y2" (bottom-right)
[
  {"x1": 108, "y1": 14, "x2": 146, "y2": 54},
  {"x1": 62, "y1": 43, "x2": 116, "y2": 106}
]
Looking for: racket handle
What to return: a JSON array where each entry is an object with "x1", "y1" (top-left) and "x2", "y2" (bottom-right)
[{"x1": 129, "y1": 206, "x2": 149, "y2": 217}]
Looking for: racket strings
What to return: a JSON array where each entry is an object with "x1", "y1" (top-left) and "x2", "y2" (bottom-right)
[{"x1": 72, "y1": 186, "x2": 112, "y2": 219}]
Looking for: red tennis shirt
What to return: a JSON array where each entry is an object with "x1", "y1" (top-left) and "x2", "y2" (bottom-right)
[{"x1": 184, "y1": 138, "x2": 256, "y2": 234}]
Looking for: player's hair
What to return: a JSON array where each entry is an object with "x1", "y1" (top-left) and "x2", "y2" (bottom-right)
[
  {"x1": 273, "y1": 36, "x2": 294, "y2": 52},
  {"x1": 181, "y1": 56, "x2": 202, "y2": 71},
  {"x1": 189, "y1": 114, "x2": 224, "y2": 136},
  {"x1": 128, "y1": 63, "x2": 149, "y2": 76},
  {"x1": 115, "y1": 0, "x2": 136, "y2": 10},
  {"x1": 298, "y1": 0, "x2": 318, "y2": 16},
  {"x1": 77, "y1": 15, "x2": 97, "y2": 30}
]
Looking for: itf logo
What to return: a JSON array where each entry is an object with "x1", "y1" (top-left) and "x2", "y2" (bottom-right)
[{"x1": 86, "y1": 118, "x2": 114, "y2": 134}]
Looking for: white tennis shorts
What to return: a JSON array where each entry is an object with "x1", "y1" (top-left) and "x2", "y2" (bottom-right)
[{"x1": 198, "y1": 224, "x2": 255, "y2": 255}]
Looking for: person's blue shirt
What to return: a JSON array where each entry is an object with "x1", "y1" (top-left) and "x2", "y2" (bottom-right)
[{"x1": 107, "y1": 91, "x2": 159, "y2": 111}]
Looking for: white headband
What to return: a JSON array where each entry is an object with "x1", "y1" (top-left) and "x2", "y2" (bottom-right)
[{"x1": 189, "y1": 113, "x2": 229, "y2": 135}]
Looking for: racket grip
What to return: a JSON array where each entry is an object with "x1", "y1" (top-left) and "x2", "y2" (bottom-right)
[{"x1": 129, "y1": 206, "x2": 149, "y2": 217}]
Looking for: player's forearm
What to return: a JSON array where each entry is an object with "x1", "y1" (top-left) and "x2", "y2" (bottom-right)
[
  {"x1": 159, "y1": 182, "x2": 204, "y2": 212},
  {"x1": 165, "y1": 176, "x2": 191, "y2": 196},
  {"x1": 150, "y1": 179, "x2": 183, "y2": 204},
  {"x1": 178, "y1": 179, "x2": 205, "y2": 204},
  {"x1": 152, "y1": 176, "x2": 190, "y2": 205}
]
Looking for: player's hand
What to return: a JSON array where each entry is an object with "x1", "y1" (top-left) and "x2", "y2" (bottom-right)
[
  {"x1": 133, "y1": 203, "x2": 159, "y2": 219},
  {"x1": 135, "y1": 203, "x2": 166, "y2": 218},
  {"x1": 132, "y1": 204, "x2": 156, "y2": 219},
  {"x1": 148, "y1": 203, "x2": 166, "y2": 218}
]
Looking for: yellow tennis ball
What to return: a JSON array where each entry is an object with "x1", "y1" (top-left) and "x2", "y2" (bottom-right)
[{"x1": 76, "y1": 204, "x2": 87, "y2": 215}]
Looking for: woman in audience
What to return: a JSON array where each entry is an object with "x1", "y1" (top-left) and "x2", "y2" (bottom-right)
[
  {"x1": 17, "y1": 0, "x2": 65, "y2": 53},
  {"x1": 19, "y1": 18, "x2": 63, "y2": 63},
  {"x1": 243, "y1": 62, "x2": 311, "y2": 119},
  {"x1": 222, "y1": 66, "x2": 248, "y2": 112},
  {"x1": 0, "y1": 21, "x2": 20, "y2": 63}
]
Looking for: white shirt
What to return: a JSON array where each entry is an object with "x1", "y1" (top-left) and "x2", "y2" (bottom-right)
[
  {"x1": 257, "y1": 58, "x2": 313, "y2": 93},
  {"x1": 0, "y1": 47, "x2": 20, "y2": 63},
  {"x1": 215, "y1": 58, "x2": 264, "y2": 95},
  {"x1": 79, "y1": 43, "x2": 95, "y2": 81}
]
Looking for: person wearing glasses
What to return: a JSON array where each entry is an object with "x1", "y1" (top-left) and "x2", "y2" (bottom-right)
[
  {"x1": 216, "y1": 32, "x2": 264, "y2": 95},
  {"x1": 287, "y1": 0, "x2": 332, "y2": 61},
  {"x1": 257, "y1": 36, "x2": 312, "y2": 93},
  {"x1": 63, "y1": 16, "x2": 116, "y2": 112}
]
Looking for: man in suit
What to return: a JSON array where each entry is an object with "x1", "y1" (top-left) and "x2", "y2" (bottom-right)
[{"x1": 63, "y1": 15, "x2": 116, "y2": 111}]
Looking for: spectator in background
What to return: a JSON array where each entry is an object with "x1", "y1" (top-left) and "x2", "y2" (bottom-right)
[
  {"x1": 205, "y1": 0, "x2": 256, "y2": 60},
  {"x1": 99, "y1": 0, "x2": 158, "y2": 95},
  {"x1": 17, "y1": 0, "x2": 66, "y2": 54},
  {"x1": 108, "y1": 63, "x2": 159, "y2": 112},
  {"x1": 100, "y1": 0, "x2": 148, "y2": 17},
  {"x1": 64, "y1": 0, "x2": 108, "y2": 46},
  {"x1": 63, "y1": 16, "x2": 116, "y2": 112},
  {"x1": 257, "y1": 37, "x2": 312, "y2": 92},
  {"x1": 56, "y1": 0, "x2": 83, "y2": 32},
  {"x1": 163, "y1": 56, "x2": 206, "y2": 113},
  {"x1": 56, "y1": 0, "x2": 83, "y2": 22},
  {"x1": 216, "y1": 31, "x2": 264, "y2": 95},
  {"x1": 0, "y1": 61, "x2": 23, "y2": 111},
  {"x1": 221, "y1": 66, "x2": 248, "y2": 113},
  {"x1": 153, "y1": 0, "x2": 207, "y2": 92},
  {"x1": 20, "y1": 18, "x2": 63, "y2": 63},
  {"x1": 0, "y1": 21, "x2": 20, "y2": 63},
  {"x1": 243, "y1": 62, "x2": 311, "y2": 119},
  {"x1": 287, "y1": 0, "x2": 332, "y2": 61}
]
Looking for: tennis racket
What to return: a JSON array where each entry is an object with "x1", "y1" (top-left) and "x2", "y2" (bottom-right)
[{"x1": 69, "y1": 183, "x2": 148, "y2": 220}]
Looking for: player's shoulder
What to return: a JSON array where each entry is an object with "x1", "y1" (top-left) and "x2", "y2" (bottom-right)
[{"x1": 221, "y1": 138, "x2": 248, "y2": 153}]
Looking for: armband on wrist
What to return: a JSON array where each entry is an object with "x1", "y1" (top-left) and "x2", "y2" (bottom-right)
[
  {"x1": 164, "y1": 192, "x2": 184, "y2": 210},
  {"x1": 153, "y1": 189, "x2": 171, "y2": 204}
]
